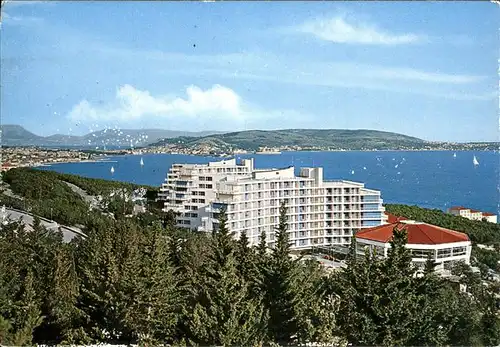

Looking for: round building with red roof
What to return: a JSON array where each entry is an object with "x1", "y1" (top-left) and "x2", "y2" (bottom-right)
[{"x1": 356, "y1": 218, "x2": 471, "y2": 271}]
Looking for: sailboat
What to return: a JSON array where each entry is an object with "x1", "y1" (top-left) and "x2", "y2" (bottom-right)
[
  {"x1": 110, "y1": 166, "x2": 115, "y2": 174},
  {"x1": 453, "y1": 153, "x2": 457, "y2": 158},
  {"x1": 473, "y1": 156, "x2": 479, "y2": 166},
  {"x1": 140, "y1": 157, "x2": 144, "y2": 167}
]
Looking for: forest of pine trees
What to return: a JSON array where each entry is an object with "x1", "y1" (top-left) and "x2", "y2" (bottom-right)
[{"x1": 1, "y1": 199, "x2": 499, "y2": 346}]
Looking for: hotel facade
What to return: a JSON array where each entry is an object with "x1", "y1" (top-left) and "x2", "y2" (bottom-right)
[{"x1": 159, "y1": 158, "x2": 385, "y2": 250}]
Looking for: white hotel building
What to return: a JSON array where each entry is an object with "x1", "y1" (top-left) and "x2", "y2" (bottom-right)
[{"x1": 159, "y1": 158, "x2": 385, "y2": 249}]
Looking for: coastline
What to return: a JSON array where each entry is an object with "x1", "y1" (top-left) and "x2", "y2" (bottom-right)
[{"x1": 5, "y1": 148, "x2": 497, "y2": 171}]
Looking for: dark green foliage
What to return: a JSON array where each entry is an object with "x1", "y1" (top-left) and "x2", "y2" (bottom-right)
[
  {"x1": 473, "y1": 246, "x2": 500, "y2": 270},
  {"x1": 1, "y1": 169, "x2": 498, "y2": 346},
  {"x1": 1, "y1": 167, "x2": 155, "y2": 225},
  {"x1": 330, "y1": 225, "x2": 500, "y2": 346},
  {"x1": 263, "y1": 202, "x2": 300, "y2": 344},
  {"x1": 186, "y1": 208, "x2": 266, "y2": 346}
]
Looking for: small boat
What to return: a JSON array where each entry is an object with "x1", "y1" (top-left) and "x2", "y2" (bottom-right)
[
  {"x1": 110, "y1": 166, "x2": 115, "y2": 174},
  {"x1": 453, "y1": 153, "x2": 457, "y2": 158},
  {"x1": 473, "y1": 156, "x2": 479, "y2": 166},
  {"x1": 140, "y1": 158, "x2": 144, "y2": 166},
  {"x1": 351, "y1": 170, "x2": 355, "y2": 175}
]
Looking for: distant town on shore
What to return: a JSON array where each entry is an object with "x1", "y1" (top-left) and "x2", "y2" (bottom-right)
[{"x1": 1, "y1": 124, "x2": 499, "y2": 169}]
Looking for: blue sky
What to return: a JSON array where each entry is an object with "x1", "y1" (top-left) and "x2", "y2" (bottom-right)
[{"x1": 1, "y1": 1, "x2": 498, "y2": 142}]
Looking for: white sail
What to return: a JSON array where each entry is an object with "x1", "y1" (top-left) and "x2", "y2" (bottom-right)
[
  {"x1": 351, "y1": 170, "x2": 355, "y2": 175},
  {"x1": 111, "y1": 166, "x2": 115, "y2": 174},
  {"x1": 453, "y1": 153, "x2": 457, "y2": 158},
  {"x1": 473, "y1": 156, "x2": 479, "y2": 166},
  {"x1": 140, "y1": 157, "x2": 144, "y2": 166}
]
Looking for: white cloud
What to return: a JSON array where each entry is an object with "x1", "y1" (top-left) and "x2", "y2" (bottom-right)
[
  {"x1": 2, "y1": 0, "x2": 52, "y2": 7},
  {"x1": 360, "y1": 65, "x2": 484, "y2": 84},
  {"x1": 67, "y1": 84, "x2": 306, "y2": 131},
  {"x1": 297, "y1": 14, "x2": 422, "y2": 45},
  {"x1": 1, "y1": 11, "x2": 43, "y2": 25},
  {"x1": 68, "y1": 84, "x2": 244, "y2": 122}
]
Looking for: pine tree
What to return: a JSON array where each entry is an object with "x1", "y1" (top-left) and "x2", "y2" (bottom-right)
[
  {"x1": 370, "y1": 226, "x2": 421, "y2": 346},
  {"x1": 186, "y1": 208, "x2": 266, "y2": 346},
  {"x1": 294, "y1": 260, "x2": 339, "y2": 345},
  {"x1": 122, "y1": 224, "x2": 183, "y2": 344},
  {"x1": 9, "y1": 269, "x2": 44, "y2": 346},
  {"x1": 45, "y1": 245, "x2": 81, "y2": 344},
  {"x1": 236, "y1": 230, "x2": 257, "y2": 282},
  {"x1": 75, "y1": 219, "x2": 138, "y2": 343},
  {"x1": 263, "y1": 201, "x2": 302, "y2": 344},
  {"x1": 329, "y1": 239, "x2": 384, "y2": 345}
]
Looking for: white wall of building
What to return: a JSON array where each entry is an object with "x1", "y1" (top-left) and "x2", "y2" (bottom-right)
[
  {"x1": 447, "y1": 207, "x2": 497, "y2": 224},
  {"x1": 159, "y1": 159, "x2": 384, "y2": 250},
  {"x1": 356, "y1": 237, "x2": 472, "y2": 269}
]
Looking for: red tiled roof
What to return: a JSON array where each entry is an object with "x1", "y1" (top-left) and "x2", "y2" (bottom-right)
[
  {"x1": 356, "y1": 222, "x2": 470, "y2": 245},
  {"x1": 470, "y1": 209, "x2": 481, "y2": 213},
  {"x1": 384, "y1": 212, "x2": 408, "y2": 224},
  {"x1": 449, "y1": 206, "x2": 468, "y2": 211},
  {"x1": 483, "y1": 212, "x2": 496, "y2": 216}
]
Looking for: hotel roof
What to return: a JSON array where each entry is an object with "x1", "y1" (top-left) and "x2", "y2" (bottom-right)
[
  {"x1": 356, "y1": 221, "x2": 470, "y2": 245},
  {"x1": 385, "y1": 212, "x2": 408, "y2": 224}
]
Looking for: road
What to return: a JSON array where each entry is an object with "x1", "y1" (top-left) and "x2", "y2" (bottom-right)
[
  {"x1": 63, "y1": 181, "x2": 96, "y2": 205},
  {"x1": 1, "y1": 207, "x2": 86, "y2": 242}
]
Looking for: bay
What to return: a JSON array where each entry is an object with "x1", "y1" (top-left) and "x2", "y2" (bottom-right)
[{"x1": 38, "y1": 150, "x2": 500, "y2": 216}]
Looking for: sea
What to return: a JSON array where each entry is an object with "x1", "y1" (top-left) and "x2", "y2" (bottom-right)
[{"x1": 38, "y1": 151, "x2": 500, "y2": 216}]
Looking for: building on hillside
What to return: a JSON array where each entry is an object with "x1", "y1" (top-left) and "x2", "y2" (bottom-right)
[
  {"x1": 159, "y1": 158, "x2": 385, "y2": 250},
  {"x1": 158, "y1": 158, "x2": 255, "y2": 227},
  {"x1": 355, "y1": 220, "x2": 472, "y2": 271},
  {"x1": 447, "y1": 206, "x2": 497, "y2": 223}
]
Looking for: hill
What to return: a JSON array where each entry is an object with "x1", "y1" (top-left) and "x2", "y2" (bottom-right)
[
  {"x1": 0, "y1": 124, "x2": 223, "y2": 147},
  {"x1": 150, "y1": 129, "x2": 427, "y2": 151}
]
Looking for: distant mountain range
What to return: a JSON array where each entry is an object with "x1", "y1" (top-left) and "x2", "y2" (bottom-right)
[
  {"x1": 0, "y1": 125, "x2": 223, "y2": 147},
  {"x1": 2, "y1": 125, "x2": 498, "y2": 151},
  {"x1": 149, "y1": 129, "x2": 428, "y2": 151}
]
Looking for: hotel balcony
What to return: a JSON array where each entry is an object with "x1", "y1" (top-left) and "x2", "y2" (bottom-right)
[
  {"x1": 163, "y1": 203, "x2": 184, "y2": 212},
  {"x1": 217, "y1": 186, "x2": 241, "y2": 195}
]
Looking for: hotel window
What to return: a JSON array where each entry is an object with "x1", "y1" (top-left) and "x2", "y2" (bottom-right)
[
  {"x1": 411, "y1": 249, "x2": 434, "y2": 258},
  {"x1": 452, "y1": 246, "x2": 467, "y2": 256},
  {"x1": 373, "y1": 246, "x2": 385, "y2": 256},
  {"x1": 206, "y1": 185, "x2": 213, "y2": 189},
  {"x1": 207, "y1": 176, "x2": 213, "y2": 181},
  {"x1": 437, "y1": 248, "x2": 453, "y2": 259}
]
